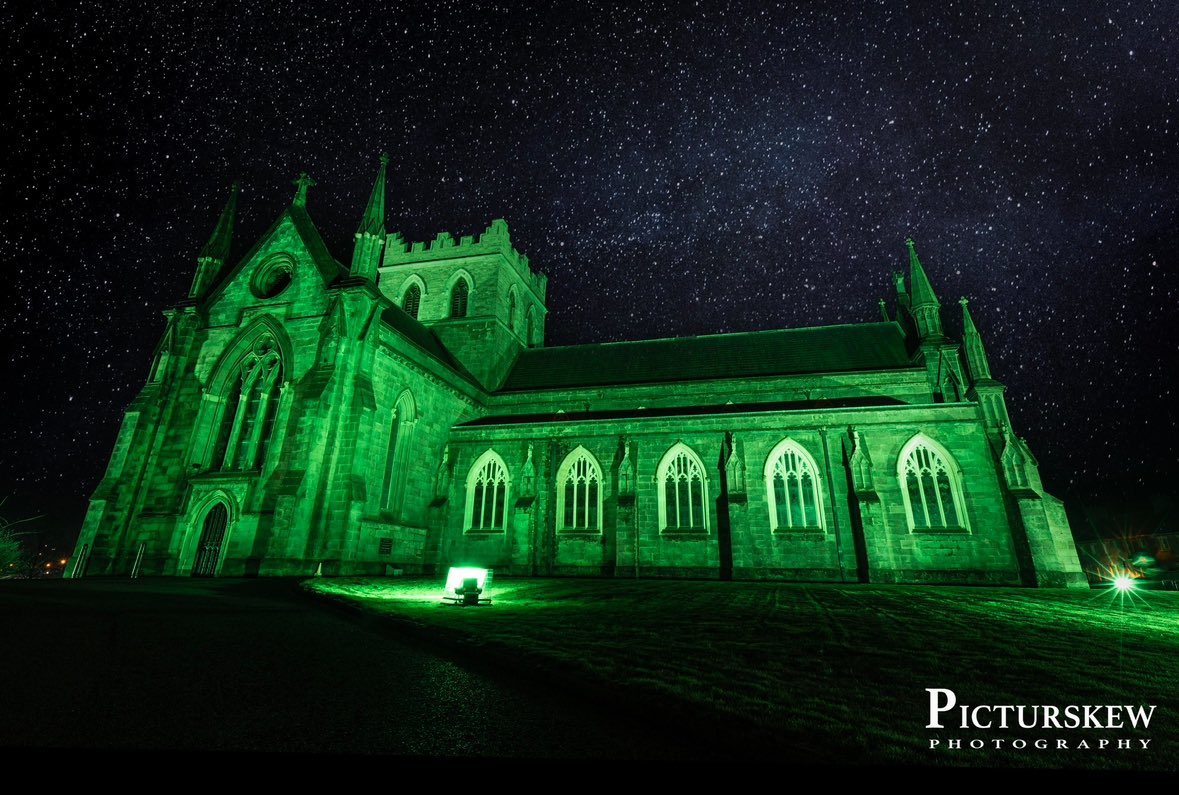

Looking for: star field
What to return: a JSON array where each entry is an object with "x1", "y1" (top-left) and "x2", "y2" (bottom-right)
[{"x1": 2, "y1": 1, "x2": 1177, "y2": 537}]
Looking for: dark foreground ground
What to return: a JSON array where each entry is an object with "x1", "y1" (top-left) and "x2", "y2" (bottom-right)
[
  {"x1": 309, "y1": 577, "x2": 1179, "y2": 771},
  {"x1": 4, "y1": 576, "x2": 1175, "y2": 778},
  {"x1": 0, "y1": 578, "x2": 718, "y2": 761}
]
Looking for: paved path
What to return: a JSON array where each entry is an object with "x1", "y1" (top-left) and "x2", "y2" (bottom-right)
[{"x1": 0, "y1": 579, "x2": 708, "y2": 759}]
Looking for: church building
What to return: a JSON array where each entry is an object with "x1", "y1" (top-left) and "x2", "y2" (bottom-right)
[{"x1": 67, "y1": 156, "x2": 1087, "y2": 587}]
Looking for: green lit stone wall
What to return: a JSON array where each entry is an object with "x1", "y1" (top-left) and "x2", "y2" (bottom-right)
[
  {"x1": 438, "y1": 398, "x2": 1032, "y2": 584},
  {"x1": 69, "y1": 209, "x2": 482, "y2": 579},
  {"x1": 352, "y1": 332, "x2": 480, "y2": 573}
]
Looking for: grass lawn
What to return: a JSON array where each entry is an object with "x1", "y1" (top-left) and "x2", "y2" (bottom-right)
[{"x1": 305, "y1": 576, "x2": 1178, "y2": 769}]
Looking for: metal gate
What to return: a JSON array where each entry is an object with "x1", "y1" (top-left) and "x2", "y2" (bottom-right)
[{"x1": 192, "y1": 503, "x2": 228, "y2": 577}]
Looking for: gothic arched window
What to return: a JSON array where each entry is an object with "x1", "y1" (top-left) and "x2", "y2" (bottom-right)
[
  {"x1": 403, "y1": 283, "x2": 421, "y2": 320},
  {"x1": 380, "y1": 392, "x2": 416, "y2": 516},
  {"x1": 450, "y1": 278, "x2": 470, "y2": 318},
  {"x1": 898, "y1": 435, "x2": 969, "y2": 532},
  {"x1": 658, "y1": 443, "x2": 708, "y2": 533},
  {"x1": 465, "y1": 450, "x2": 509, "y2": 532},
  {"x1": 556, "y1": 447, "x2": 602, "y2": 532},
  {"x1": 214, "y1": 336, "x2": 283, "y2": 472},
  {"x1": 764, "y1": 439, "x2": 824, "y2": 532},
  {"x1": 525, "y1": 306, "x2": 535, "y2": 347},
  {"x1": 508, "y1": 291, "x2": 517, "y2": 332}
]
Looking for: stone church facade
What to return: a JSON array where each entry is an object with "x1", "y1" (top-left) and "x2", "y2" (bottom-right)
[{"x1": 67, "y1": 157, "x2": 1087, "y2": 587}]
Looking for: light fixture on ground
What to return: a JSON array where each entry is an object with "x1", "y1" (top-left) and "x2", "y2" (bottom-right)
[
  {"x1": 442, "y1": 567, "x2": 492, "y2": 606},
  {"x1": 1113, "y1": 575, "x2": 1136, "y2": 593}
]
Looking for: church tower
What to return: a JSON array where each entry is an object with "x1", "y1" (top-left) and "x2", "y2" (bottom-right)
[{"x1": 377, "y1": 216, "x2": 547, "y2": 390}]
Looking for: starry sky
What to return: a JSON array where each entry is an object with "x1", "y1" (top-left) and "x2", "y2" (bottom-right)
[{"x1": 3, "y1": 1, "x2": 1177, "y2": 541}]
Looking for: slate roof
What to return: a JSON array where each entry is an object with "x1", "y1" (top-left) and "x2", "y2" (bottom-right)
[
  {"x1": 459, "y1": 396, "x2": 909, "y2": 427},
  {"x1": 497, "y1": 322, "x2": 916, "y2": 392}
]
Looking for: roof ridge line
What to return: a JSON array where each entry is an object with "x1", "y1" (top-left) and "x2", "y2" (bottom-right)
[{"x1": 527, "y1": 321, "x2": 899, "y2": 353}]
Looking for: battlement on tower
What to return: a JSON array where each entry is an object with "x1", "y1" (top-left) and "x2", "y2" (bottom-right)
[{"x1": 382, "y1": 219, "x2": 547, "y2": 297}]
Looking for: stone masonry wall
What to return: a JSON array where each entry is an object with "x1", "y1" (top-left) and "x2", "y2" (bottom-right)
[{"x1": 439, "y1": 402, "x2": 1023, "y2": 584}]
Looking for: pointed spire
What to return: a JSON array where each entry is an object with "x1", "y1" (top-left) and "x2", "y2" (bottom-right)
[
  {"x1": 904, "y1": 239, "x2": 944, "y2": 339},
  {"x1": 349, "y1": 154, "x2": 389, "y2": 282},
  {"x1": 906, "y1": 238, "x2": 939, "y2": 308},
  {"x1": 357, "y1": 153, "x2": 388, "y2": 237},
  {"x1": 189, "y1": 182, "x2": 239, "y2": 298},
  {"x1": 959, "y1": 297, "x2": 994, "y2": 382},
  {"x1": 199, "y1": 182, "x2": 238, "y2": 263},
  {"x1": 292, "y1": 171, "x2": 316, "y2": 207}
]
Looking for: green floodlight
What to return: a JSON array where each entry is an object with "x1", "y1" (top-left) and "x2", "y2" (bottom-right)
[
  {"x1": 445, "y1": 567, "x2": 489, "y2": 593},
  {"x1": 1113, "y1": 575, "x2": 1136, "y2": 593},
  {"x1": 443, "y1": 567, "x2": 492, "y2": 606}
]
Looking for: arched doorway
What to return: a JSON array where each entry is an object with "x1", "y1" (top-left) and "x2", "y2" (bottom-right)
[{"x1": 192, "y1": 503, "x2": 229, "y2": 577}]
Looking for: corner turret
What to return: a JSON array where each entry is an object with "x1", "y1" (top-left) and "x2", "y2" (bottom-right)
[
  {"x1": 893, "y1": 240, "x2": 962, "y2": 402},
  {"x1": 350, "y1": 154, "x2": 388, "y2": 282},
  {"x1": 959, "y1": 297, "x2": 994, "y2": 384},
  {"x1": 957, "y1": 296, "x2": 1010, "y2": 431},
  {"x1": 189, "y1": 183, "x2": 239, "y2": 298},
  {"x1": 905, "y1": 238, "x2": 944, "y2": 340}
]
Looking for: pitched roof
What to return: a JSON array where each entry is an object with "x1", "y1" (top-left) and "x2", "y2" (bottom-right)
[
  {"x1": 498, "y1": 322, "x2": 916, "y2": 392},
  {"x1": 459, "y1": 395, "x2": 909, "y2": 427}
]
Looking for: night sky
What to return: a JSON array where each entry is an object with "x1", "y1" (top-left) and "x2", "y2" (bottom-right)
[{"x1": 3, "y1": 1, "x2": 1177, "y2": 542}]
